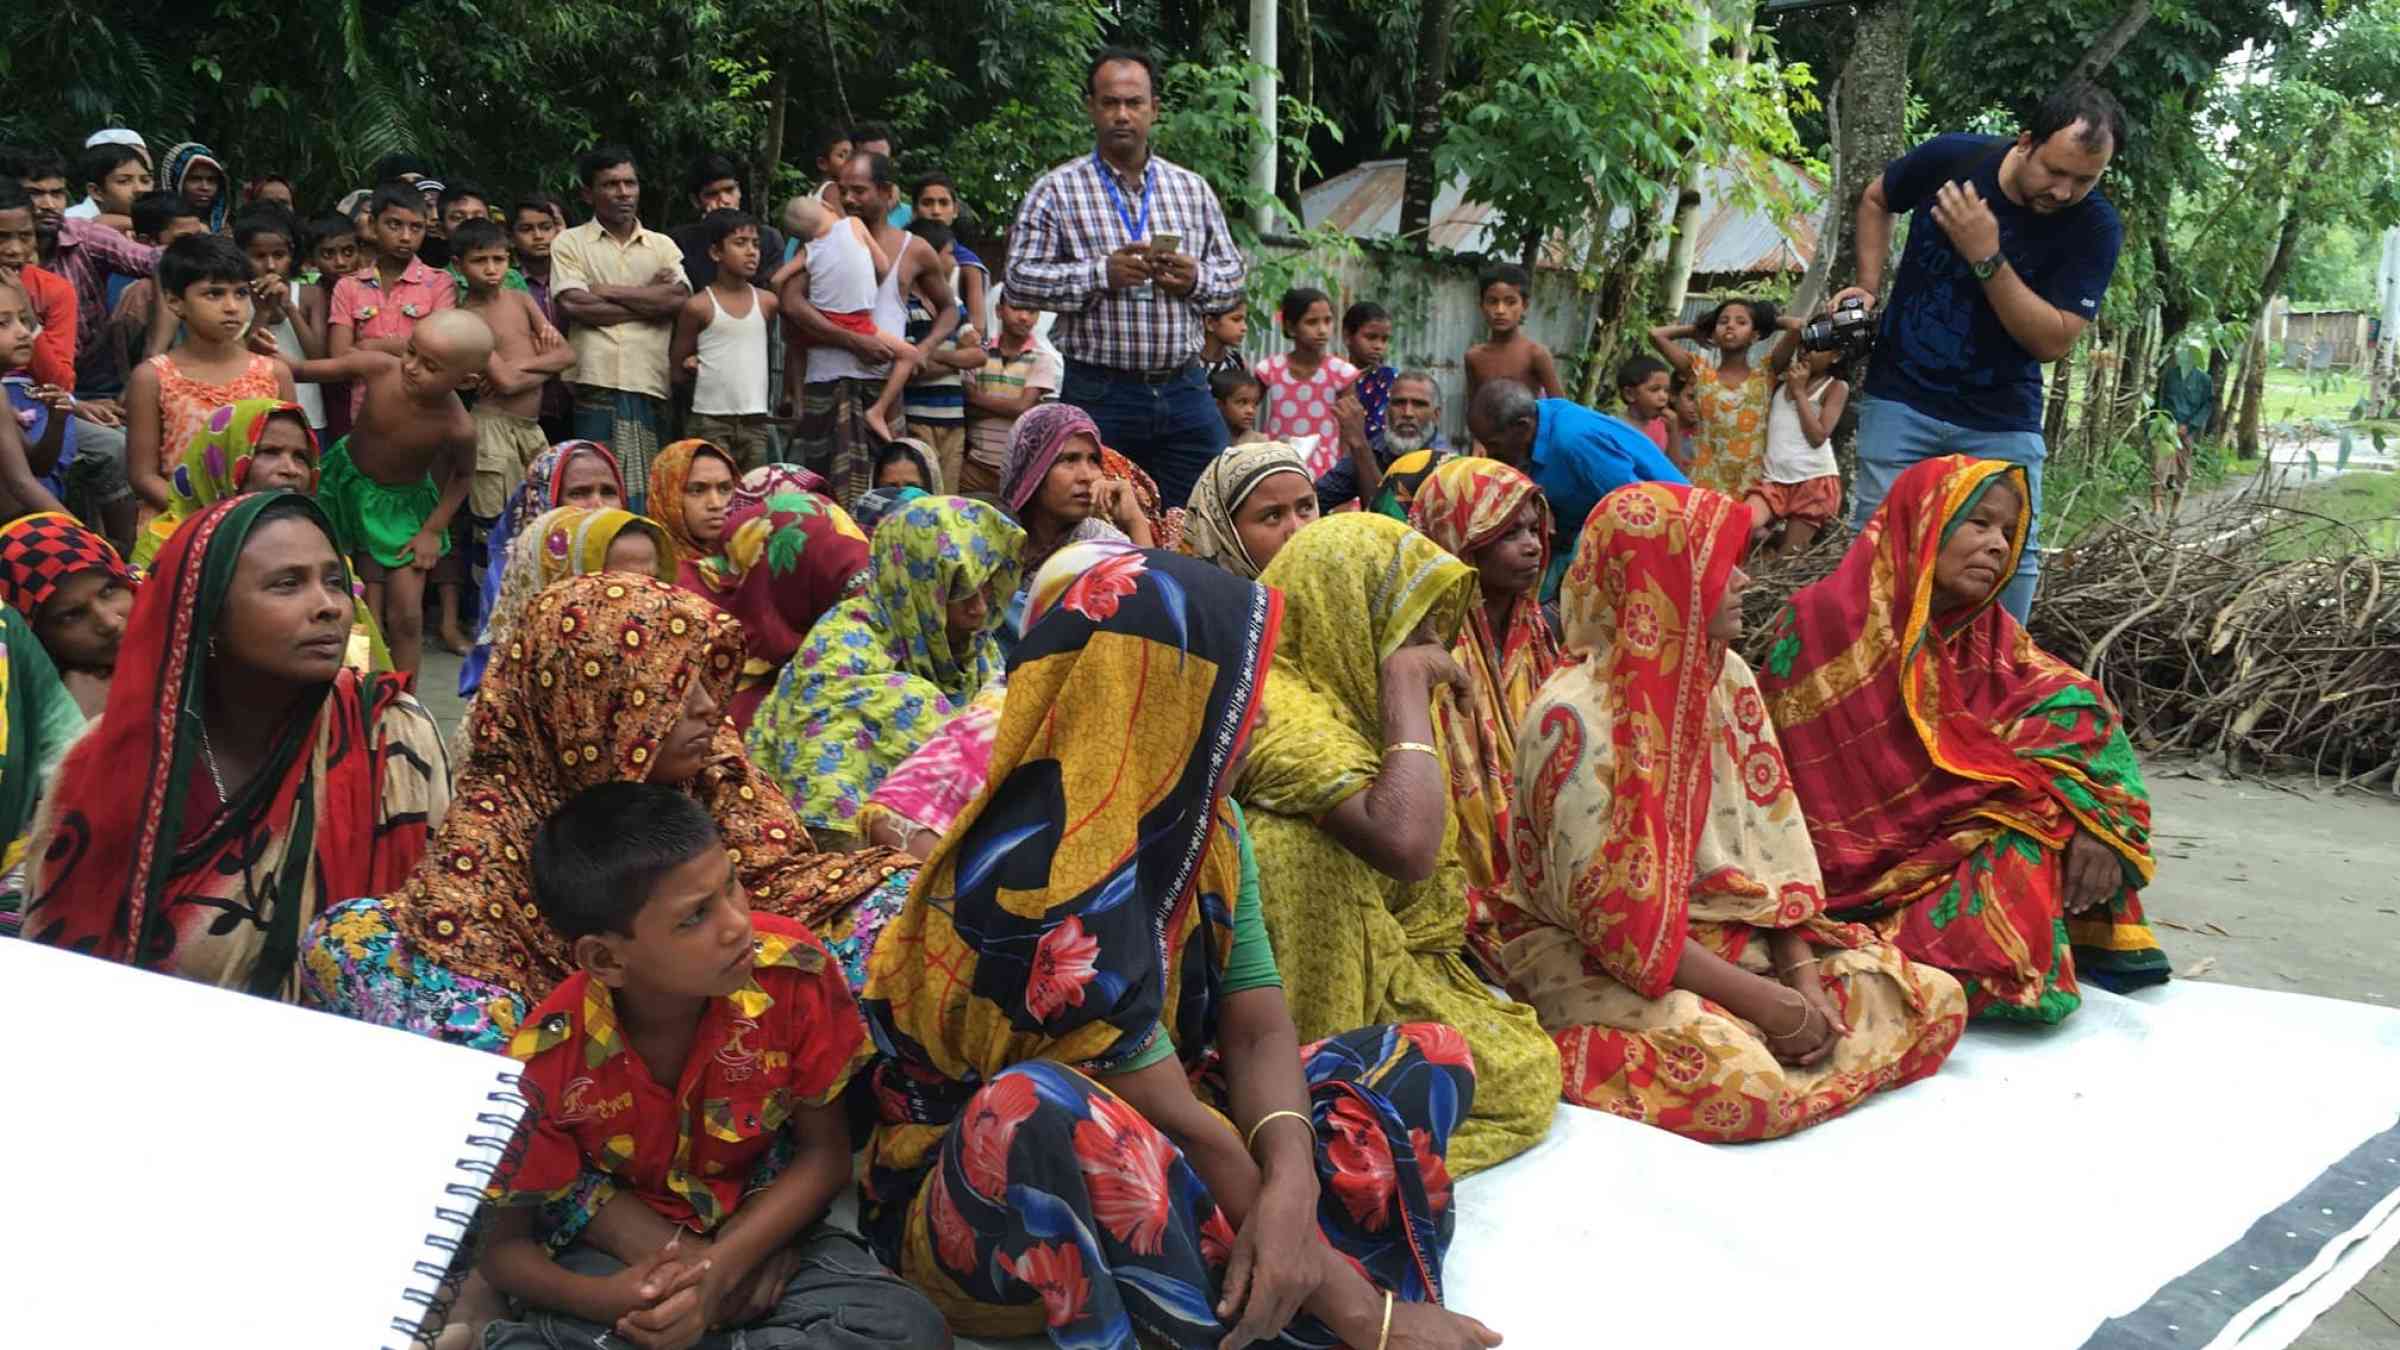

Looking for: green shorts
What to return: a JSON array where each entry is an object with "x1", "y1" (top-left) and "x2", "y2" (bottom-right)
[{"x1": 316, "y1": 436, "x2": 447, "y2": 571}]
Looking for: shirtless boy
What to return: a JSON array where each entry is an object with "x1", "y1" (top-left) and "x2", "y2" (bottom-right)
[
  {"x1": 284, "y1": 308, "x2": 491, "y2": 678},
  {"x1": 453, "y1": 218, "x2": 571, "y2": 530},
  {"x1": 1463, "y1": 263, "x2": 1563, "y2": 400}
]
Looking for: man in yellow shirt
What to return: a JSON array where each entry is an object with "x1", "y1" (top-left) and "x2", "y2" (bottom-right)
[{"x1": 549, "y1": 145, "x2": 690, "y2": 511}]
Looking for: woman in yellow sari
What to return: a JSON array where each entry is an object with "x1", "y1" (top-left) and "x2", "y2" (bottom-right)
[
  {"x1": 1238, "y1": 513, "x2": 1558, "y2": 1176},
  {"x1": 1407, "y1": 456, "x2": 1563, "y2": 971},
  {"x1": 1498, "y1": 482, "x2": 1964, "y2": 1141}
]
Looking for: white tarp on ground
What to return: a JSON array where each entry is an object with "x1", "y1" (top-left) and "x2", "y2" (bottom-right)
[{"x1": 1441, "y1": 980, "x2": 2400, "y2": 1350}]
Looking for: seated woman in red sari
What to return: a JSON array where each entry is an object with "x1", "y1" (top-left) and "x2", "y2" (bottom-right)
[
  {"x1": 1757, "y1": 455, "x2": 2168, "y2": 1023},
  {"x1": 1406, "y1": 456, "x2": 1564, "y2": 972},
  {"x1": 23, "y1": 493, "x2": 449, "y2": 999},
  {"x1": 859, "y1": 545, "x2": 1500, "y2": 1350},
  {"x1": 1500, "y1": 483, "x2": 1964, "y2": 1141}
]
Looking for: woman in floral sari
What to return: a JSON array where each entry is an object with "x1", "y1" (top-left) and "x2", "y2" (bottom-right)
[
  {"x1": 1238, "y1": 513, "x2": 1558, "y2": 1177},
  {"x1": 858, "y1": 544, "x2": 1500, "y2": 1350},
  {"x1": 1407, "y1": 457, "x2": 1563, "y2": 971},
  {"x1": 699, "y1": 483, "x2": 870, "y2": 730},
  {"x1": 1500, "y1": 483, "x2": 1964, "y2": 1141},
  {"x1": 1757, "y1": 455, "x2": 2168, "y2": 1023},
  {"x1": 745, "y1": 495, "x2": 1021, "y2": 847},
  {"x1": 461, "y1": 439, "x2": 627, "y2": 695},
  {"x1": 304, "y1": 575, "x2": 918, "y2": 1046},
  {"x1": 25, "y1": 494, "x2": 448, "y2": 999}
]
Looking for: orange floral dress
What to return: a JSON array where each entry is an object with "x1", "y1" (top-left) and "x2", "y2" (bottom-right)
[
  {"x1": 1686, "y1": 359, "x2": 1774, "y2": 497},
  {"x1": 149, "y1": 352, "x2": 283, "y2": 472}
]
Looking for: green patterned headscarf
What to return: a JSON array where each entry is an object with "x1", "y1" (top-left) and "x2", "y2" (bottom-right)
[{"x1": 743, "y1": 495, "x2": 1024, "y2": 833}]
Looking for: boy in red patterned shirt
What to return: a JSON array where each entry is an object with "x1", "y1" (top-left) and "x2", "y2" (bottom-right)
[{"x1": 480, "y1": 784, "x2": 945, "y2": 1350}]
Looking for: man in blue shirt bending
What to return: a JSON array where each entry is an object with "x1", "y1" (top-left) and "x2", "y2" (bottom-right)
[
  {"x1": 1467, "y1": 378, "x2": 1687, "y2": 598},
  {"x1": 1827, "y1": 82, "x2": 2127, "y2": 620}
]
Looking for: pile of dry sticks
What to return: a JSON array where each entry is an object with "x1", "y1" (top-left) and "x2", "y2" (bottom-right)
[{"x1": 1732, "y1": 492, "x2": 2400, "y2": 793}]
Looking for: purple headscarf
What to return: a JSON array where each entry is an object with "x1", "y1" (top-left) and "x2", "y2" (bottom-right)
[{"x1": 999, "y1": 402, "x2": 1102, "y2": 514}]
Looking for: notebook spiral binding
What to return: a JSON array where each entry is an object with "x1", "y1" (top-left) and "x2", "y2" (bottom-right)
[{"x1": 390, "y1": 1072, "x2": 542, "y2": 1350}]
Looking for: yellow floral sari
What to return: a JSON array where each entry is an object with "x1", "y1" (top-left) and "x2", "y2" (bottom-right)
[{"x1": 1238, "y1": 513, "x2": 1558, "y2": 1176}]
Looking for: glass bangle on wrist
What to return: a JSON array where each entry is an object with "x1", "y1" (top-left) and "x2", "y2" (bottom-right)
[{"x1": 1382, "y1": 741, "x2": 1439, "y2": 760}]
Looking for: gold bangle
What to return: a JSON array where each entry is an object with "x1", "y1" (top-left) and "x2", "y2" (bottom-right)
[
  {"x1": 1776, "y1": 957, "x2": 1820, "y2": 978},
  {"x1": 1244, "y1": 1108, "x2": 1312, "y2": 1154},
  {"x1": 1377, "y1": 1289, "x2": 1395, "y2": 1350},
  {"x1": 1383, "y1": 741, "x2": 1440, "y2": 760},
  {"x1": 1763, "y1": 991, "x2": 1812, "y2": 1040}
]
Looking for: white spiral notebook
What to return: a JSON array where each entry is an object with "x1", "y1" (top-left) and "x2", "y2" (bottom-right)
[{"x1": 0, "y1": 936, "x2": 529, "y2": 1349}]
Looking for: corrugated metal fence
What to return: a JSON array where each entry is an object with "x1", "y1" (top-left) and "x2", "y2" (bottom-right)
[{"x1": 1235, "y1": 240, "x2": 1598, "y2": 439}]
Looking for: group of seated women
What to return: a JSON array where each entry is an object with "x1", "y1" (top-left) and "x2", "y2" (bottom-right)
[{"x1": 2, "y1": 378, "x2": 2170, "y2": 1346}]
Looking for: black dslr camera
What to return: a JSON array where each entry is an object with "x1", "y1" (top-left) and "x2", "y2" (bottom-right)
[{"x1": 1799, "y1": 295, "x2": 1875, "y2": 359}]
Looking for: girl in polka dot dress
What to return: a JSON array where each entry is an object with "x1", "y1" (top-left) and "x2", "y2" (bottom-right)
[{"x1": 1254, "y1": 286, "x2": 1358, "y2": 479}]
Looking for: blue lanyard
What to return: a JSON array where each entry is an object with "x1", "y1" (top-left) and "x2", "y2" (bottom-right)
[{"x1": 1092, "y1": 153, "x2": 1156, "y2": 242}]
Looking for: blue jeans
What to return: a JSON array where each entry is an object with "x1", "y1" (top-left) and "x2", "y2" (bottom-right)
[
  {"x1": 1852, "y1": 395, "x2": 2046, "y2": 621},
  {"x1": 1061, "y1": 360, "x2": 1224, "y2": 510}
]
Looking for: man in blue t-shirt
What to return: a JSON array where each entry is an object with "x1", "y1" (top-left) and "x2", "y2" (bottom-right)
[
  {"x1": 1828, "y1": 82, "x2": 2127, "y2": 620},
  {"x1": 1467, "y1": 378, "x2": 1688, "y2": 599}
]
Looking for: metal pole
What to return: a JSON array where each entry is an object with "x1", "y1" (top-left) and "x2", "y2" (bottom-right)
[{"x1": 1250, "y1": 0, "x2": 1279, "y2": 235}]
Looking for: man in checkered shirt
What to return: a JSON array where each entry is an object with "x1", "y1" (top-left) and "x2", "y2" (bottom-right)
[{"x1": 1005, "y1": 46, "x2": 1246, "y2": 509}]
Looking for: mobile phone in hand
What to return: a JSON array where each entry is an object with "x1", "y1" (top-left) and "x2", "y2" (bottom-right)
[{"x1": 1148, "y1": 231, "x2": 1183, "y2": 256}]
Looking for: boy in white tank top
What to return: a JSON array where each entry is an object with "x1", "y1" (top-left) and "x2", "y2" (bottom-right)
[
  {"x1": 768, "y1": 197, "x2": 917, "y2": 442},
  {"x1": 672, "y1": 210, "x2": 784, "y2": 468}
]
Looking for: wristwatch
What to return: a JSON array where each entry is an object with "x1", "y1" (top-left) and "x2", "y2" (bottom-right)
[{"x1": 1970, "y1": 251, "x2": 2005, "y2": 282}]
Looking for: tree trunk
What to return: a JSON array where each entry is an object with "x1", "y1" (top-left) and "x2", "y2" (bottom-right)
[
  {"x1": 2077, "y1": 325, "x2": 2113, "y2": 462},
  {"x1": 2152, "y1": 226, "x2": 2191, "y2": 354},
  {"x1": 2235, "y1": 326, "x2": 2271, "y2": 460},
  {"x1": 1824, "y1": 0, "x2": 1912, "y2": 294},
  {"x1": 2074, "y1": 2, "x2": 2154, "y2": 82},
  {"x1": 2045, "y1": 345, "x2": 2075, "y2": 445},
  {"x1": 1658, "y1": 0, "x2": 1737, "y2": 317},
  {"x1": 2107, "y1": 305, "x2": 2156, "y2": 447},
  {"x1": 1579, "y1": 191, "x2": 1669, "y2": 405},
  {"x1": 815, "y1": 0, "x2": 854, "y2": 128},
  {"x1": 1791, "y1": 62, "x2": 1844, "y2": 317},
  {"x1": 2237, "y1": 204, "x2": 2306, "y2": 459},
  {"x1": 1397, "y1": 0, "x2": 1457, "y2": 246},
  {"x1": 759, "y1": 68, "x2": 789, "y2": 200},
  {"x1": 1284, "y1": 0, "x2": 1313, "y2": 208},
  {"x1": 2205, "y1": 345, "x2": 2233, "y2": 441}
]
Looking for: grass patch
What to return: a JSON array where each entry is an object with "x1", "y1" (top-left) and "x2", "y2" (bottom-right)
[
  {"x1": 2262, "y1": 469, "x2": 2400, "y2": 559},
  {"x1": 2259, "y1": 367, "x2": 2370, "y2": 424}
]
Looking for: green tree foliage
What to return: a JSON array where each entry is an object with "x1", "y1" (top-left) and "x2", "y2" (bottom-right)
[{"x1": 1434, "y1": 0, "x2": 1814, "y2": 274}]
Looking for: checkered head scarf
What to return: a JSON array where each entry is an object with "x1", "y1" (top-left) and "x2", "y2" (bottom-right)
[{"x1": 0, "y1": 513, "x2": 138, "y2": 617}]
